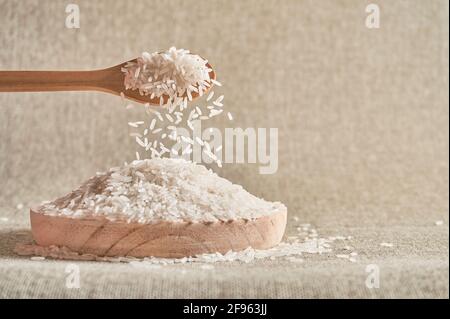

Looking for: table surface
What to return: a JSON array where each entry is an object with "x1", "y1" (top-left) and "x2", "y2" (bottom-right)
[{"x1": 0, "y1": 207, "x2": 448, "y2": 298}]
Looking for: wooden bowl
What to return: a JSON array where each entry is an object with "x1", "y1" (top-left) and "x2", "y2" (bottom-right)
[{"x1": 30, "y1": 208, "x2": 287, "y2": 258}]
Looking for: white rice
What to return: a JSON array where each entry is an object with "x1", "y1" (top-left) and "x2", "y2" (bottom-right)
[
  {"x1": 206, "y1": 91, "x2": 214, "y2": 102},
  {"x1": 37, "y1": 158, "x2": 285, "y2": 223},
  {"x1": 30, "y1": 256, "x2": 46, "y2": 261},
  {"x1": 122, "y1": 47, "x2": 212, "y2": 106},
  {"x1": 149, "y1": 119, "x2": 156, "y2": 130},
  {"x1": 195, "y1": 137, "x2": 204, "y2": 146},
  {"x1": 124, "y1": 48, "x2": 231, "y2": 168},
  {"x1": 135, "y1": 136, "x2": 146, "y2": 147},
  {"x1": 209, "y1": 109, "x2": 223, "y2": 117}
]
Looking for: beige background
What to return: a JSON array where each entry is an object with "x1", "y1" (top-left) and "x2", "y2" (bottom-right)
[{"x1": 0, "y1": 0, "x2": 448, "y2": 298}]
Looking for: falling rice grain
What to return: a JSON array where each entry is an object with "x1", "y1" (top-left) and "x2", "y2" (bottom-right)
[
  {"x1": 149, "y1": 119, "x2": 156, "y2": 130},
  {"x1": 206, "y1": 91, "x2": 214, "y2": 102},
  {"x1": 195, "y1": 137, "x2": 204, "y2": 146},
  {"x1": 165, "y1": 114, "x2": 174, "y2": 122}
]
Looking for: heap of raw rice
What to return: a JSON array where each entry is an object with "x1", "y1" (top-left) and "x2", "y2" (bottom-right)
[
  {"x1": 122, "y1": 47, "x2": 218, "y2": 107},
  {"x1": 38, "y1": 158, "x2": 285, "y2": 223}
]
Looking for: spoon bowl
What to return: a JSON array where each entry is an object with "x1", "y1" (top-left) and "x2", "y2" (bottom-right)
[{"x1": 99, "y1": 59, "x2": 216, "y2": 105}]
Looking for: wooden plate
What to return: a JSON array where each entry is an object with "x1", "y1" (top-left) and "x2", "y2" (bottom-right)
[{"x1": 30, "y1": 208, "x2": 287, "y2": 258}]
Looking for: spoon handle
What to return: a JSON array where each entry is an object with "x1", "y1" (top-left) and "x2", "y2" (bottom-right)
[{"x1": 0, "y1": 70, "x2": 103, "y2": 92}]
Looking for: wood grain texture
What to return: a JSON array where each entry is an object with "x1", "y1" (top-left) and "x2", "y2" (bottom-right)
[{"x1": 30, "y1": 208, "x2": 287, "y2": 258}]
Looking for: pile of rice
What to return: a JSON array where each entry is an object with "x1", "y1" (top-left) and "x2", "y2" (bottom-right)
[{"x1": 39, "y1": 158, "x2": 285, "y2": 223}]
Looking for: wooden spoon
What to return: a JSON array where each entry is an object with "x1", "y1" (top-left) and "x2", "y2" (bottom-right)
[{"x1": 0, "y1": 59, "x2": 216, "y2": 105}]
